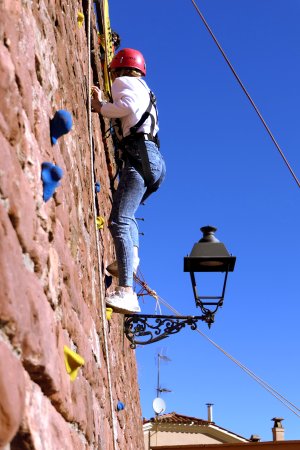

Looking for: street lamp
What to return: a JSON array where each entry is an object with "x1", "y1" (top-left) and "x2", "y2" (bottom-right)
[
  {"x1": 184, "y1": 225, "x2": 236, "y2": 326},
  {"x1": 124, "y1": 225, "x2": 236, "y2": 348}
]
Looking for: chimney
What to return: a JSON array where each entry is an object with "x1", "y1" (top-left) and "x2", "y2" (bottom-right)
[
  {"x1": 206, "y1": 403, "x2": 214, "y2": 423},
  {"x1": 250, "y1": 435, "x2": 261, "y2": 442},
  {"x1": 272, "y1": 417, "x2": 284, "y2": 441}
]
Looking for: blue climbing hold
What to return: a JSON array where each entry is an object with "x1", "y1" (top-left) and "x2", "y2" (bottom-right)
[
  {"x1": 95, "y1": 181, "x2": 101, "y2": 193},
  {"x1": 117, "y1": 401, "x2": 125, "y2": 411},
  {"x1": 50, "y1": 110, "x2": 73, "y2": 145},
  {"x1": 105, "y1": 275, "x2": 113, "y2": 289},
  {"x1": 41, "y1": 162, "x2": 63, "y2": 202}
]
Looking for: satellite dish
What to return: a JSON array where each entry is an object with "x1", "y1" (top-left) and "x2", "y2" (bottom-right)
[{"x1": 152, "y1": 397, "x2": 166, "y2": 415}]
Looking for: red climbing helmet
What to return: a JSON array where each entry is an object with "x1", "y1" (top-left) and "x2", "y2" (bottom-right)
[{"x1": 109, "y1": 48, "x2": 146, "y2": 76}]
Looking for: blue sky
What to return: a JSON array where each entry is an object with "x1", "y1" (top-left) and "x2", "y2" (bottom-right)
[{"x1": 108, "y1": 0, "x2": 300, "y2": 442}]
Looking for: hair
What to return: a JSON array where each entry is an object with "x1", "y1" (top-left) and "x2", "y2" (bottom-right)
[
  {"x1": 111, "y1": 31, "x2": 121, "y2": 50},
  {"x1": 113, "y1": 68, "x2": 142, "y2": 77}
]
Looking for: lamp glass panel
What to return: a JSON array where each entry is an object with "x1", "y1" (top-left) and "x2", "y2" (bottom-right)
[{"x1": 191, "y1": 271, "x2": 227, "y2": 299}]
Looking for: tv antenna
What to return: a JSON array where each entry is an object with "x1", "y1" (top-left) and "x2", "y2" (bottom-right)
[
  {"x1": 156, "y1": 351, "x2": 172, "y2": 397},
  {"x1": 152, "y1": 351, "x2": 172, "y2": 416}
]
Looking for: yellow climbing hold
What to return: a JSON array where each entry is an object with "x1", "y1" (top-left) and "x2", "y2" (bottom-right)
[
  {"x1": 64, "y1": 346, "x2": 85, "y2": 381},
  {"x1": 77, "y1": 11, "x2": 84, "y2": 28},
  {"x1": 96, "y1": 216, "x2": 105, "y2": 229},
  {"x1": 106, "y1": 307, "x2": 113, "y2": 320}
]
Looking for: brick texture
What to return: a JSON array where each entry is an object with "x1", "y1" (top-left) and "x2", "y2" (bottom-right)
[{"x1": 0, "y1": 1, "x2": 144, "y2": 449}]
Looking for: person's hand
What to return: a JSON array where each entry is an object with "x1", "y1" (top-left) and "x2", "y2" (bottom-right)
[
  {"x1": 91, "y1": 86, "x2": 104, "y2": 113},
  {"x1": 91, "y1": 86, "x2": 103, "y2": 102}
]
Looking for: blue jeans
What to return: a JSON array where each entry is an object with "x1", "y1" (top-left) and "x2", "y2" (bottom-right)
[{"x1": 109, "y1": 138, "x2": 166, "y2": 287}]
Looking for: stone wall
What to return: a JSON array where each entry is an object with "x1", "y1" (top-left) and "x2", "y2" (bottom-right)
[{"x1": 0, "y1": 1, "x2": 144, "y2": 449}]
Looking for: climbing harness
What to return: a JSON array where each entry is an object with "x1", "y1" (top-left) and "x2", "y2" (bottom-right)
[
  {"x1": 119, "y1": 79, "x2": 160, "y2": 188},
  {"x1": 190, "y1": 0, "x2": 300, "y2": 189},
  {"x1": 102, "y1": 75, "x2": 160, "y2": 192},
  {"x1": 129, "y1": 79, "x2": 159, "y2": 146}
]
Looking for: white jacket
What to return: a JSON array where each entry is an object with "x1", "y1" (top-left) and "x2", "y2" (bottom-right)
[{"x1": 100, "y1": 76, "x2": 159, "y2": 138}]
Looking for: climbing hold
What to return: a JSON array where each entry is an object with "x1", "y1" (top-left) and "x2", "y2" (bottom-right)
[
  {"x1": 41, "y1": 162, "x2": 63, "y2": 202},
  {"x1": 117, "y1": 401, "x2": 125, "y2": 411},
  {"x1": 96, "y1": 216, "x2": 105, "y2": 229},
  {"x1": 105, "y1": 275, "x2": 112, "y2": 289},
  {"x1": 50, "y1": 110, "x2": 73, "y2": 145},
  {"x1": 63, "y1": 346, "x2": 85, "y2": 381},
  {"x1": 106, "y1": 307, "x2": 113, "y2": 321},
  {"x1": 95, "y1": 181, "x2": 101, "y2": 193},
  {"x1": 77, "y1": 11, "x2": 84, "y2": 28}
]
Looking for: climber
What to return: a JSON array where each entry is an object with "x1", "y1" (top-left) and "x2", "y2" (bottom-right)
[{"x1": 91, "y1": 48, "x2": 166, "y2": 314}]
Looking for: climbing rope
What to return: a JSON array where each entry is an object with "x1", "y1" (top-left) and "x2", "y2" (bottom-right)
[
  {"x1": 149, "y1": 292, "x2": 300, "y2": 418},
  {"x1": 190, "y1": 0, "x2": 300, "y2": 189},
  {"x1": 87, "y1": 2, "x2": 118, "y2": 448},
  {"x1": 134, "y1": 272, "x2": 162, "y2": 315}
]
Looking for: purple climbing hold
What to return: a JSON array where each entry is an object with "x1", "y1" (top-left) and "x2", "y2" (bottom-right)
[
  {"x1": 50, "y1": 110, "x2": 73, "y2": 145},
  {"x1": 41, "y1": 162, "x2": 63, "y2": 202}
]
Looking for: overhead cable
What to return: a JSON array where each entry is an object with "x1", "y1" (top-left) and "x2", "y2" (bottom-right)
[
  {"x1": 190, "y1": 0, "x2": 300, "y2": 189},
  {"x1": 154, "y1": 293, "x2": 300, "y2": 418}
]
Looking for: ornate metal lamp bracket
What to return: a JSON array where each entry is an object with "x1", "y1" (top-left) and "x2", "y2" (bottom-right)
[{"x1": 124, "y1": 314, "x2": 206, "y2": 349}]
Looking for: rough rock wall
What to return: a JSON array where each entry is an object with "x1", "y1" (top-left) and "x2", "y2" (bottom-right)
[{"x1": 0, "y1": 1, "x2": 144, "y2": 449}]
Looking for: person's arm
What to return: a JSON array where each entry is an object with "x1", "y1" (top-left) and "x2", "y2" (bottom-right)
[{"x1": 91, "y1": 78, "x2": 138, "y2": 118}]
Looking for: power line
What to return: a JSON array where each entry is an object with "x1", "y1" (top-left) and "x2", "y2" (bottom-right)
[
  {"x1": 190, "y1": 0, "x2": 300, "y2": 189},
  {"x1": 154, "y1": 293, "x2": 300, "y2": 418}
]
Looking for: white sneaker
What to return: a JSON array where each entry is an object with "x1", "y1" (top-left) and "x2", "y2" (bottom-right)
[
  {"x1": 106, "y1": 257, "x2": 140, "y2": 278},
  {"x1": 105, "y1": 288, "x2": 141, "y2": 314}
]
